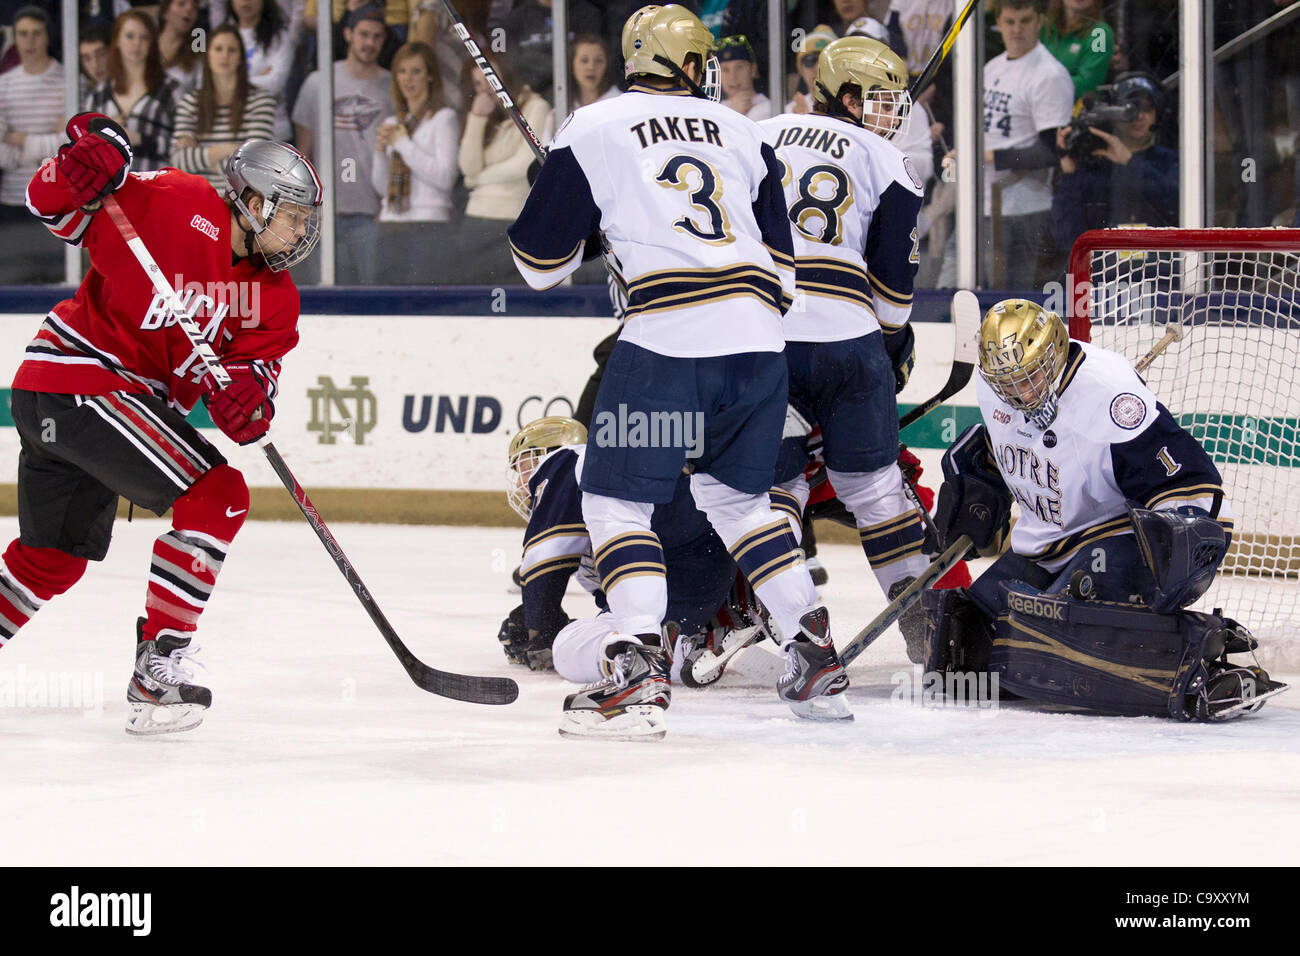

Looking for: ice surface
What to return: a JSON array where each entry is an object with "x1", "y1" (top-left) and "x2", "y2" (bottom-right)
[{"x1": 1, "y1": 517, "x2": 1296, "y2": 866}]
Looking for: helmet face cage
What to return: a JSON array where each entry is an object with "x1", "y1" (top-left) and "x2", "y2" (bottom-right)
[
  {"x1": 979, "y1": 339, "x2": 1064, "y2": 429},
  {"x1": 862, "y1": 87, "x2": 912, "y2": 140},
  {"x1": 506, "y1": 446, "x2": 547, "y2": 520},
  {"x1": 253, "y1": 196, "x2": 322, "y2": 272},
  {"x1": 701, "y1": 53, "x2": 722, "y2": 101}
]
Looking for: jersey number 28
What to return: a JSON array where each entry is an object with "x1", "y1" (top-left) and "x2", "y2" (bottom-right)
[{"x1": 784, "y1": 162, "x2": 853, "y2": 246}]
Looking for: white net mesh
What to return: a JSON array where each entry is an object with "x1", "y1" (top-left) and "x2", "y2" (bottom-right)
[{"x1": 1070, "y1": 229, "x2": 1300, "y2": 659}]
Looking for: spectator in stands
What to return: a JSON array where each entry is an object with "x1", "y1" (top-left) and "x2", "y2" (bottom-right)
[
  {"x1": 892, "y1": 0, "x2": 953, "y2": 78},
  {"x1": 294, "y1": 4, "x2": 393, "y2": 283},
  {"x1": 498, "y1": 0, "x2": 601, "y2": 103},
  {"x1": 372, "y1": 40, "x2": 459, "y2": 282},
  {"x1": 1051, "y1": 72, "x2": 1178, "y2": 255},
  {"x1": 1040, "y1": 0, "x2": 1113, "y2": 101},
  {"x1": 569, "y1": 33, "x2": 617, "y2": 114},
  {"x1": 85, "y1": 9, "x2": 180, "y2": 171},
  {"x1": 232, "y1": 0, "x2": 296, "y2": 139},
  {"x1": 412, "y1": 0, "x2": 469, "y2": 109},
  {"x1": 171, "y1": 24, "x2": 277, "y2": 193},
  {"x1": 717, "y1": 34, "x2": 772, "y2": 120},
  {"x1": 785, "y1": 25, "x2": 835, "y2": 114},
  {"x1": 159, "y1": 0, "x2": 204, "y2": 95},
  {"x1": 78, "y1": 23, "x2": 112, "y2": 101},
  {"x1": 0, "y1": 4, "x2": 63, "y2": 282},
  {"x1": 457, "y1": 55, "x2": 552, "y2": 283}
]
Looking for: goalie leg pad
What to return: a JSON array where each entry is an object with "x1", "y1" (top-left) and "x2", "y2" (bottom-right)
[
  {"x1": 921, "y1": 587, "x2": 994, "y2": 676},
  {"x1": 990, "y1": 582, "x2": 1212, "y2": 717},
  {"x1": 1126, "y1": 504, "x2": 1229, "y2": 613}
]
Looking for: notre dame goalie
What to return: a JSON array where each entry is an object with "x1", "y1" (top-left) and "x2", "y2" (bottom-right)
[{"x1": 921, "y1": 298, "x2": 1288, "y2": 721}]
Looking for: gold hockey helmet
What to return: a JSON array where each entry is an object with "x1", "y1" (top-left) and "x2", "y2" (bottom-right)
[
  {"x1": 978, "y1": 299, "x2": 1070, "y2": 429},
  {"x1": 622, "y1": 5, "x2": 720, "y2": 99},
  {"x1": 507, "y1": 416, "x2": 588, "y2": 520},
  {"x1": 814, "y1": 36, "x2": 912, "y2": 140}
]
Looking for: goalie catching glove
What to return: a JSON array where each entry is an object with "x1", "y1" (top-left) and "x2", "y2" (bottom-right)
[
  {"x1": 57, "y1": 112, "x2": 133, "y2": 209},
  {"x1": 202, "y1": 364, "x2": 274, "y2": 445},
  {"x1": 935, "y1": 424, "x2": 1012, "y2": 557}
]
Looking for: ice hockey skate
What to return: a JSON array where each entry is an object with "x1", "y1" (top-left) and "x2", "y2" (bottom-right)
[
  {"x1": 777, "y1": 607, "x2": 852, "y2": 721},
  {"x1": 679, "y1": 617, "x2": 769, "y2": 688},
  {"x1": 125, "y1": 618, "x2": 212, "y2": 736},
  {"x1": 559, "y1": 636, "x2": 670, "y2": 741}
]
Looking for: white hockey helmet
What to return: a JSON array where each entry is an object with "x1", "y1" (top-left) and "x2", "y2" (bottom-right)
[{"x1": 226, "y1": 139, "x2": 324, "y2": 271}]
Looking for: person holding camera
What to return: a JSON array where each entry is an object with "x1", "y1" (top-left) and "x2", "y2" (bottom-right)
[{"x1": 1051, "y1": 72, "x2": 1178, "y2": 257}]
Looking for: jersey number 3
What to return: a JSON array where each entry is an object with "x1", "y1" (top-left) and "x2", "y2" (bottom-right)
[{"x1": 655, "y1": 155, "x2": 734, "y2": 244}]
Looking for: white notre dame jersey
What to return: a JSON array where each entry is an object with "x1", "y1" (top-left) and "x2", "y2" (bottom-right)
[
  {"x1": 982, "y1": 41, "x2": 1074, "y2": 216},
  {"x1": 758, "y1": 112, "x2": 923, "y2": 342},
  {"x1": 508, "y1": 85, "x2": 797, "y2": 358},
  {"x1": 978, "y1": 341, "x2": 1232, "y2": 572}
]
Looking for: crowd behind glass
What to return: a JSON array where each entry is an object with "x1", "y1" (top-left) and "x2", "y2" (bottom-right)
[{"x1": 0, "y1": 0, "x2": 1295, "y2": 289}]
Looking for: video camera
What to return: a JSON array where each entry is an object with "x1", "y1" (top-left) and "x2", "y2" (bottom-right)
[{"x1": 1061, "y1": 72, "x2": 1163, "y2": 165}]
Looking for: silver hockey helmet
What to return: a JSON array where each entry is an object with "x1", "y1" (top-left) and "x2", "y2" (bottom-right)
[{"x1": 225, "y1": 139, "x2": 323, "y2": 271}]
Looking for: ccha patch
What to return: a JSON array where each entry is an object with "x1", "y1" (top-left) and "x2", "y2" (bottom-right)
[{"x1": 1109, "y1": 392, "x2": 1147, "y2": 429}]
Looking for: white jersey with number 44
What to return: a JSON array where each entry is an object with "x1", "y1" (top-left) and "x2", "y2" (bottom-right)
[{"x1": 982, "y1": 41, "x2": 1073, "y2": 216}]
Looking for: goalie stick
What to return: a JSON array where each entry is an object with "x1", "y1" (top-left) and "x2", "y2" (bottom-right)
[
  {"x1": 838, "y1": 534, "x2": 972, "y2": 667},
  {"x1": 102, "y1": 195, "x2": 519, "y2": 706},
  {"x1": 900, "y1": 288, "x2": 980, "y2": 430},
  {"x1": 437, "y1": 0, "x2": 628, "y2": 299}
]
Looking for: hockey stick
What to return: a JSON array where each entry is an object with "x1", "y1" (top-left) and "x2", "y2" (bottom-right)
[
  {"x1": 1133, "y1": 322, "x2": 1184, "y2": 375},
  {"x1": 437, "y1": 0, "x2": 628, "y2": 298},
  {"x1": 909, "y1": 0, "x2": 982, "y2": 100},
  {"x1": 838, "y1": 534, "x2": 971, "y2": 667},
  {"x1": 900, "y1": 288, "x2": 981, "y2": 431},
  {"x1": 101, "y1": 195, "x2": 519, "y2": 706}
]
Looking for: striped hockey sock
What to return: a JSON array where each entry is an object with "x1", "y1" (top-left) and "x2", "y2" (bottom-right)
[
  {"x1": 0, "y1": 542, "x2": 88, "y2": 646},
  {"x1": 144, "y1": 529, "x2": 229, "y2": 638}
]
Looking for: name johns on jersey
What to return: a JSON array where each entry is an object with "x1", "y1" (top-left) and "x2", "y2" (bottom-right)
[
  {"x1": 995, "y1": 440, "x2": 1064, "y2": 528},
  {"x1": 769, "y1": 125, "x2": 852, "y2": 160},
  {"x1": 592, "y1": 404, "x2": 706, "y2": 459},
  {"x1": 629, "y1": 116, "x2": 723, "y2": 149}
]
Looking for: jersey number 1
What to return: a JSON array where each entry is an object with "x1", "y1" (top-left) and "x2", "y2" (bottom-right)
[{"x1": 655, "y1": 155, "x2": 734, "y2": 244}]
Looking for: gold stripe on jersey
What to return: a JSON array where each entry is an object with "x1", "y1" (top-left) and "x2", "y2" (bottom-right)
[
  {"x1": 868, "y1": 540, "x2": 926, "y2": 568},
  {"x1": 858, "y1": 511, "x2": 922, "y2": 542},
  {"x1": 630, "y1": 263, "x2": 781, "y2": 291},
  {"x1": 764, "y1": 243, "x2": 796, "y2": 271},
  {"x1": 769, "y1": 488, "x2": 802, "y2": 526},
  {"x1": 602, "y1": 562, "x2": 668, "y2": 593},
  {"x1": 593, "y1": 530, "x2": 661, "y2": 563},
  {"x1": 519, "y1": 555, "x2": 583, "y2": 586},
  {"x1": 624, "y1": 287, "x2": 783, "y2": 320},
  {"x1": 1025, "y1": 516, "x2": 1132, "y2": 564},
  {"x1": 1144, "y1": 484, "x2": 1225, "y2": 511},
  {"x1": 624, "y1": 264, "x2": 784, "y2": 319},
  {"x1": 730, "y1": 519, "x2": 793, "y2": 564},
  {"x1": 867, "y1": 271, "x2": 911, "y2": 307},
  {"x1": 1055, "y1": 347, "x2": 1088, "y2": 398},
  {"x1": 997, "y1": 614, "x2": 1176, "y2": 694},
  {"x1": 508, "y1": 237, "x2": 585, "y2": 272},
  {"x1": 523, "y1": 522, "x2": 588, "y2": 554},
  {"x1": 747, "y1": 551, "x2": 803, "y2": 589},
  {"x1": 794, "y1": 256, "x2": 876, "y2": 311}
]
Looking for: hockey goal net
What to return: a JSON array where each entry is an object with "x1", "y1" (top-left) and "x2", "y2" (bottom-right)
[{"x1": 1068, "y1": 228, "x2": 1300, "y2": 661}]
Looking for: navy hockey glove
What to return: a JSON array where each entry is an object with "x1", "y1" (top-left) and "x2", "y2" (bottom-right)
[
  {"x1": 882, "y1": 323, "x2": 915, "y2": 393},
  {"x1": 934, "y1": 472, "x2": 1011, "y2": 557}
]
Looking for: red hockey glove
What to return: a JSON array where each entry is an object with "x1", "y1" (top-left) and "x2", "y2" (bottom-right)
[
  {"x1": 56, "y1": 113, "x2": 133, "y2": 209},
  {"x1": 202, "y1": 364, "x2": 274, "y2": 445}
]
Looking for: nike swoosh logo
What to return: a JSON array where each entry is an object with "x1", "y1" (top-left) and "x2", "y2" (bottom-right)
[{"x1": 225, "y1": 508, "x2": 248, "y2": 518}]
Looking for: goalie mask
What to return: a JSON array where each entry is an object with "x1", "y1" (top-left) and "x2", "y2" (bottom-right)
[
  {"x1": 507, "y1": 417, "x2": 588, "y2": 520},
  {"x1": 226, "y1": 139, "x2": 323, "y2": 271},
  {"x1": 978, "y1": 299, "x2": 1069, "y2": 430},
  {"x1": 622, "y1": 4, "x2": 721, "y2": 101},
  {"x1": 814, "y1": 36, "x2": 912, "y2": 141}
]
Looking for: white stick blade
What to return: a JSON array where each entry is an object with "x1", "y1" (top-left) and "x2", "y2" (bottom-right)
[{"x1": 951, "y1": 289, "x2": 982, "y2": 364}]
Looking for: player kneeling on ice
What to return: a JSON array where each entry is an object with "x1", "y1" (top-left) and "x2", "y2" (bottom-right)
[
  {"x1": 507, "y1": 5, "x2": 851, "y2": 734},
  {"x1": 922, "y1": 299, "x2": 1287, "y2": 720},
  {"x1": 1, "y1": 117, "x2": 322, "y2": 734},
  {"x1": 499, "y1": 417, "x2": 805, "y2": 738}
]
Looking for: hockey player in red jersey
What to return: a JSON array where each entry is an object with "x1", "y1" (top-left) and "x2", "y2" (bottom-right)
[{"x1": 1, "y1": 114, "x2": 322, "y2": 735}]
